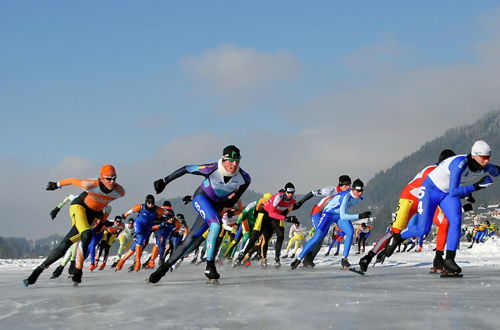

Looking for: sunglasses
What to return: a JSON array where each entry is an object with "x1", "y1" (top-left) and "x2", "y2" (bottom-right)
[
  {"x1": 104, "y1": 176, "x2": 116, "y2": 181},
  {"x1": 223, "y1": 151, "x2": 241, "y2": 162},
  {"x1": 339, "y1": 183, "x2": 351, "y2": 186}
]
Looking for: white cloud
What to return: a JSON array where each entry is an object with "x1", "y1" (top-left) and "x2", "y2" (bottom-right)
[{"x1": 181, "y1": 45, "x2": 301, "y2": 96}]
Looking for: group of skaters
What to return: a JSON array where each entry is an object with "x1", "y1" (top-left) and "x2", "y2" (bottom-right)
[
  {"x1": 465, "y1": 215, "x2": 498, "y2": 248},
  {"x1": 23, "y1": 140, "x2": 499, "y2": 287}
]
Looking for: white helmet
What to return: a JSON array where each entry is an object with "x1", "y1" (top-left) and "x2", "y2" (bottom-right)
[{"x1": 471, "y1": 140, "x2": 491, "y2": 156}]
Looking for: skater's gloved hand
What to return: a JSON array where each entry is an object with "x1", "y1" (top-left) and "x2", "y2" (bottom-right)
[
  {"x1": 46, "y1": 181, "x2": 59, "y2": 191},
  {"x1": 154, "y1": 178, "x2": 167, "y2": 194},
  {"x1": 50, "y1": 207, "x2": 60, "y2": 220},
  {"x1": 464, "y1": 194, "x2": 476, "y2": 203},
  {"x1": 285, "y1": 215, "x2": 299, "y2": 224},
  {"x1": 473, "y1": 176, "x2": 493, "y2": 191},
  {"x1": 226, "y1": 209, "x2": 235, "y2": 218},
  {"x1": 182, "y1": 195, "x2": 192, "y2": 205},
  {"x1": 358, "y1": 211, "x2": 372, "y2": 219},
  {"x1": 488, "y1": 165, "x2": 500, "y2": 177},
  {"x1": 462, "y1": 203, "x2": 473, "y2": 212}
]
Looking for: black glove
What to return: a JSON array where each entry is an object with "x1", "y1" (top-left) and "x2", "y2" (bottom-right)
[
  {"x1": 292, "y1": 202, "x2": 302, "y2": 211},
  {"x1": 154, "y1": 178, "x2": 167, "y2": 194},
  {"x1": 182, "y1": 195, "x2": 192, "y2": 205},
  {"x1": 226, "y1": 210, "x2": 235, "y2": 218},
  {"x1": 462, "y1": 203, "x2": 473, "y2": 212},
  {"x1": 473, "y1": 176, "x2": 493, "y2": 191},
  {"x1": 46, "y1": 181, "x2": 59, "y2": 191},
  {"x1": 464, "y1": 195, "x2": 476, "y2": 204},
  {"x1": 285, "y1": 215, "x2": 299, "y2": 224},
  {"x1": 49, "y1": 207, "x2": 60, "y2": 220},
  {"x1": 358, "y1": 211, "x2": 372, "y2": 219}
]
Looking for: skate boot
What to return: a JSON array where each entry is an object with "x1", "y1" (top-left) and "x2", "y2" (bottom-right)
[
  {"x1": 142, "y1": 259, "x2": 150, "y2": 268},
  {"x1": 71, "y1": 268, "x2": 83, "y2": 286},
  {"x1": 24, "y1": 266, "x2": 44, "y2": 287},
  {"x1": 290, "y1": 253, "x2": 295, "y2": 259},
  {"x1": 430, "y1": 250, "x2": 445, "y2": 273},
  {"x1": 274, "y1": 257, "x2": 281, "y2": 268},
  {"x1": 88, "y1": 263, "x2": 97, "y2": 271},
  {"x1": 111, "y1": 261, "x2": 118, "y2": 268},
  {"x1": 282, "y1": 254, "x2": 288, "y2": 259},
  {"x1": 148, "y1": 262, "x2": 171, "y2": 283},
  {"x1": 359, "y1": 251, "x2": 375, "y2": 273},
  {"x1": 384, "y1": 233, "x2": 402, "y2": 258},
  {"x1": 68, "y1": 260, "x2": 76, "y2": 276},
  {"x1": 302, "y1": 254, "x2": 315, "y2": 268},
  {"x1": 261, "y1": 258, "x2": 268, "y2": 268},
  {"x1": 205, "y1": 260, "x2": 220, "y2": 284},
  {"x1": 290, "y1": 258, "x2": 301, "y2": 270},
  {"x1": 442, "y1": 250, "x2": 462, "y2": 276},
  {"x1": 233, "y1": 253, "x2": 245, "y2": 268},
  {"x1": 375, "y1": 251, "x2": 386, "y2": 265},
  {"x1": 325, "y1": 251, "x2": 330, "y2": 256},
  {"x1": 50, "y1": 265, "x2": 64, "y2": 279},
  {"x1": 98, "y1": 262, "x2": 106, "y2": 271},
  {"x1": 333, "y1": 251, "x2": 339, "y2": 256},
  {"x1": 341, "y1": 257, "x2": 351, "y2": 269},
  {"x1": 190, "y1": 257, "x2": 198, "y2": 264}
]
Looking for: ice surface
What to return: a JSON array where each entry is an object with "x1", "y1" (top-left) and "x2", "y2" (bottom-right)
[{"x1": 1, "y1": 240, "x2": 500, "y2": 329}]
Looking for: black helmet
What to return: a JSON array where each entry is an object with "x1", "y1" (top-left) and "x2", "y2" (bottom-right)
[
  {"x1": 338, "y1": 175, "x2": 351, "y2": 186},
  {"x1": 351, "y1": 179, "x2": 364, "y2": 191},
  {"x1": 145, "y1": 194, "x2": 155, "y2": 205},
  {"x1": 128, "y1": 218, "x2": 135, "y2": 224},
  {"x1": 163, "y1": 200, "x2": 172, "y2": 207},
  {"x1": 438, "y1": 149, "x2": 456, "y2": 163},
  {"x1": 114, "y1": 215, "x2": 123, "y2": 223},
  {"x1": 222, "y1": 145, "x2": 241, "y2": 161},
  {"x1": 176, "y1": 213, "x2": 185, "y2": 220},
  {"x1": 284, "y1": 182, "x2": 295, "y2": 193}
]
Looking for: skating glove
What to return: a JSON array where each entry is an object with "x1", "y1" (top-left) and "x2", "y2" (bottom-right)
[
  {"x1": 473, "y1": 176, "x2": 493, "y2": 191},
  {"x1": 464, "y1": 195, "x2": 476, "y2": 203},
  {"x1": 358, "y1": 211, "x2": 372, "y2": 219},
  {"x1": 50, "y1": 207, "x2": 60, "y2": 220},
  {"x1": 182, "y1": 195, "x2": 192, "y2": 205},
  {"x1": 46, "y1": 181, "x2": 59, "y2": 191},
  {"x1": 488, "y1": 165, "x2": 500, "y2": 177},
  {"x1": 292, "y1": 201, "x2": 302, "y2": 210},
  {"x1": 154, "y1": 178, "x2": 167, "y2": 194},
  {"x1": 462, "y1": 203, "x2": 473, "y2": 212},
  {"x1": 285, "y1": 215, "x2": 299, "y2": 224}
]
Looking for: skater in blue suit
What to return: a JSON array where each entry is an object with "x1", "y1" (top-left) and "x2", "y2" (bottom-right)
[
  {"x1": 290, "y1": 179, "x2": 371, "y2": 270},
  {"x1": 385, "y1": 140, "x2": 499, "y2": 275}
]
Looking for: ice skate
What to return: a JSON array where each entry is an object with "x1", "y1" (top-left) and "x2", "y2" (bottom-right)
[
  {"x1": 148, "y1": 262, "x2": 171, "y2": 283},
  {"x1": 205, "y1": 260, "x2": 220, "y2": 284},
  {"x1": 274, "y1": 257, "x2": 281, "y2": 268},
  {"x1": 24, "y1": 266, "x2": 44, "y2": 287},
  {"x1": 359, "y1": 251, "x2": 375, "y2": 273},
  {"x1": 384, "y1": 233, "x2": 402, "y2": 258},
  {"x1": 290, "y1": 258, "x2": 301, "y2": 270},
  {"x1": 50, "y1": 265, "x2": 64, "y2": 279},
  {"x1": 341, "y1": 257, "x2": 350, "y2": 270},
  {"x1": 430, "y1": 251, "x2": 445, "y2": 274},
  {"x1": 71, "y1": 268, "x2": 82, "y2": 286},
  {"x1": 261, "y1": 258, "x2": 267, "y2": 268}
]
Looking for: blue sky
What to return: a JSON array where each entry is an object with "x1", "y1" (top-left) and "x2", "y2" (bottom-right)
[{"x1": 2, "y1": 1, "x2": 500, "y2": 238}]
